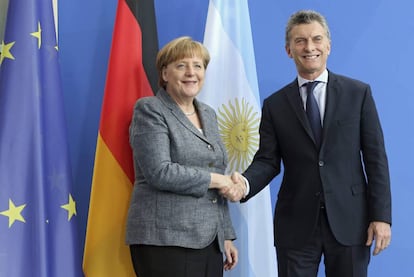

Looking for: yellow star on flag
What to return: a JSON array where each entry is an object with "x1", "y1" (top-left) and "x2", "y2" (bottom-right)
[
  {"x1": 0, "y1": 40, "x2": 16, "y2": 66},
  {"x1": 31, "y1": 21, "x2": 42, "y2": 49},
  {"x1": 0, "y1": 199, "x2": 26, "y2": 228},
  {"x1": 61, "y1": 194, "x2": 77, "y2": 221}
]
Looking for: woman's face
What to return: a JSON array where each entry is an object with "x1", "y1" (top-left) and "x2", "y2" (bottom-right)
[{"x1": 162, "y1": 56, "x2": 205, "y2": 101}]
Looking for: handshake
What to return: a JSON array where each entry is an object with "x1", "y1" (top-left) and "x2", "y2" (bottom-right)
[{"x1": 210, "y1": 172, "x2": 247, "y2": 202}]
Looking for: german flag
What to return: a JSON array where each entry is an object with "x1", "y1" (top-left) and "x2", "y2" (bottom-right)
[{"x1": 83, "y1": 0, "x2": 158, "y2": 276}]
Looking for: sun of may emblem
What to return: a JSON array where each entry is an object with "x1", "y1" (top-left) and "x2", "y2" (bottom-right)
[{"x1": 217, "y1": 98, "x2": 260, "y2": 172}]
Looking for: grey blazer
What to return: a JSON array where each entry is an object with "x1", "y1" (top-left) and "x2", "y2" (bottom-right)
[{"x1": 126, "y1": 89, "x2": 236, "y2": 252}]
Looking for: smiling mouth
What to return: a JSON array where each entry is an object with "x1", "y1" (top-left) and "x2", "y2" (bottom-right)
[{"x1": 303, "y1": 54, "x2": 320, "y2": 60}]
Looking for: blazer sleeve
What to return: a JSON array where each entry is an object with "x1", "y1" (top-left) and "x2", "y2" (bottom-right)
[
  {"x1": 223, "y1": 201, "x2": 237, "y2": 240},
  {"x1": 129, "y1": 98, "x2": 211, "y2": 197}
]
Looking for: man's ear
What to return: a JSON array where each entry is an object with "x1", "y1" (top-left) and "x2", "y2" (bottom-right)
[{"x1": 285, "y1": 45, "x2": 293, "y2": 58}]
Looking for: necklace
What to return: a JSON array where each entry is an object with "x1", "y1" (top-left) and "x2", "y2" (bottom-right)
[{"x1": 184, "y1": 110, "x2": 196, "y2": 116}]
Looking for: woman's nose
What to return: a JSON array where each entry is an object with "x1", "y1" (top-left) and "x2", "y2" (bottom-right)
[{"x1": 185, "y1": 65, "x2": 195, "y2": 75}]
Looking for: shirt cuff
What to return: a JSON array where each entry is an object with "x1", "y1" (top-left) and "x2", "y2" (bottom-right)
[{"x1": 242, "y1": 175, "x2": 250, "y2": 197}]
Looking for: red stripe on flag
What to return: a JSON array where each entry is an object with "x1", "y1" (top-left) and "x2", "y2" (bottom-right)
[
  {"x1": 100, "y1": 0, "x2": 155, "y2": 183},
  {"x1": 83, "y1": 0, "x2": 158, "y2": 275}
]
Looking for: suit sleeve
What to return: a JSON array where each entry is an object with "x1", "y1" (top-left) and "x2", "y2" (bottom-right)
[
  {"x1": 242, "y1": 98, "x2": 281, "y2": 201},
  {"x1": 360, "y1": 86, "x2": 392, "y2": 224}
]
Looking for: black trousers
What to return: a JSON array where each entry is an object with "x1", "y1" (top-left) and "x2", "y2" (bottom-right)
[
  {"x1": 276, "y1": 207, "x2": 371, "y2": 277},
  {"x1": 130, "y1": 239, "x2": 223, "y2": 277}
]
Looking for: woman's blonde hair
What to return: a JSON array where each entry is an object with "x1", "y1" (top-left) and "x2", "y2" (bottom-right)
[{"x1": 156, "y1": 36, "x2": 210, "y2": 89}]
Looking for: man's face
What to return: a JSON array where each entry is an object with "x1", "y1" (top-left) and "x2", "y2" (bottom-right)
[{"x1": 286, "y1": 22, "x2": 331, "y2": 79}]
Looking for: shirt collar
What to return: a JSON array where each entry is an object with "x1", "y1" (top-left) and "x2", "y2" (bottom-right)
[{"x1": 297, "y1": 69, "x2": 328, "y2": 88}]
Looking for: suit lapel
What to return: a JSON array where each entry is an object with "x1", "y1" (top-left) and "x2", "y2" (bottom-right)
[
  {"x1": 321, "y1": 73, "x2": 339, "y2": 150},
  {"x1": 285, "y1": 80, "x2": 316, "y2": 145},
  {"x1": 286, "y1": 73, "x2": 341, "y2": 150}
]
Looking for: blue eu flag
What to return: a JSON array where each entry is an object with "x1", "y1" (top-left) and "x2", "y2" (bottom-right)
[{"x1": 0, "y1": 1, "x2": 82, "y2": 276}]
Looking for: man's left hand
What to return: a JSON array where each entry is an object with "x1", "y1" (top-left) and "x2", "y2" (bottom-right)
[{"x1": 366, "y1": 221, "x2": 391, "y2": 255}]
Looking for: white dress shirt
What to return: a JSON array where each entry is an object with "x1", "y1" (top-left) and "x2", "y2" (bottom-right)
[{"x1": 298, "y1": 69, "x2": 329, "y2": 126}]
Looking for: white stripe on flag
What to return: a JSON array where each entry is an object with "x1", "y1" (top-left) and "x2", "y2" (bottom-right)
[
  {"x1": 199, "y1": 1, "x2": 278, "y2": 276},
  {"x1": 53, "y1": 0, "x2": 58, "y2": 38}
]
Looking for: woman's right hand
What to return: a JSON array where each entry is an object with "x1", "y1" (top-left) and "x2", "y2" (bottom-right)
[
  {"x1": 209, "y1": 173, "x2": 233, "y2": 190},
  {"x1": 210, "y1": 173, "x2": 246, "y2": 202}
]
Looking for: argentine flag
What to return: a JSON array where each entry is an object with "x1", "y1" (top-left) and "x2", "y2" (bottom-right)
[{"x1": 199, "y1": 0, "x2": 277, "y2": 276}]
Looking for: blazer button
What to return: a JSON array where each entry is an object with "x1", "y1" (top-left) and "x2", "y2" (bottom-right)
[
  {"x1": 211, "y1": 198, "x2": 217, "y2": 204},
  {"x1": 207, "y1": 144, "x2": 213, "y2": 150},
  {"x1": 318, "y1": 161, "x2": 324, "y2": 167}
]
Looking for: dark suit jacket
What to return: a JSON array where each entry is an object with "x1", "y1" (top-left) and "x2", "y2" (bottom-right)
[
  {"x1": 126, "y1": 89, "x2": 236, "y2": 252},
  {"x1": 243, "y1": 71, "x2": 391, "y2": 249}
]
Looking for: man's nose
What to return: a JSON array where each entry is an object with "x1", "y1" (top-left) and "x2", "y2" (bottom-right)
[{"x1": 304, "y1": 39, "x2": 315, "y2": 51}]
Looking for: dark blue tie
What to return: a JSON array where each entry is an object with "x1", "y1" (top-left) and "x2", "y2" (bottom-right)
[{"x1": 305, "y1": 81, "x2": 322, "y2": 148}]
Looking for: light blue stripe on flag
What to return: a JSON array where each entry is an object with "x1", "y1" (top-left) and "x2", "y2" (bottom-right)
[
  {"x1": 210, "y1": 0, "x2": 260, "y2": 102},
  {"x1": 199, "y1": 1, "x2": 277, "y2": 276}
]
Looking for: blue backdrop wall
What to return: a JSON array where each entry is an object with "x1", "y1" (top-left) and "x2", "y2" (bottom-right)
[{"x1": 59, "y1": 0, "x2": 413, "y2": 276}]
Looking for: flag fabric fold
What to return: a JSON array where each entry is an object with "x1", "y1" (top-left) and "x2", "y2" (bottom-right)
[
  {"x1": 199, "y1": 0, "x2": 278, "y2": 276},
  {"x1": 82, "y1": 0, "x2": 158, "y2": 276},
  {"x1": 0, "y1": 1, "x2": 82, "y2": 276}
]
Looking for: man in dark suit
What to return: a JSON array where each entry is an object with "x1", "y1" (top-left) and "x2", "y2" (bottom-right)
[{"x1": 232, "y1": 10, "x2": 391, "y2": 277}]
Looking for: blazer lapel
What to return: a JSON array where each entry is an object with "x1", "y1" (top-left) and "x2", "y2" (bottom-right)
[
  {"x1": 158, "y1": 89, "x2": 212, "y2": 144},
  {"x1": 197, "y1": 103, "x2": 214, "y2": 138}
]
